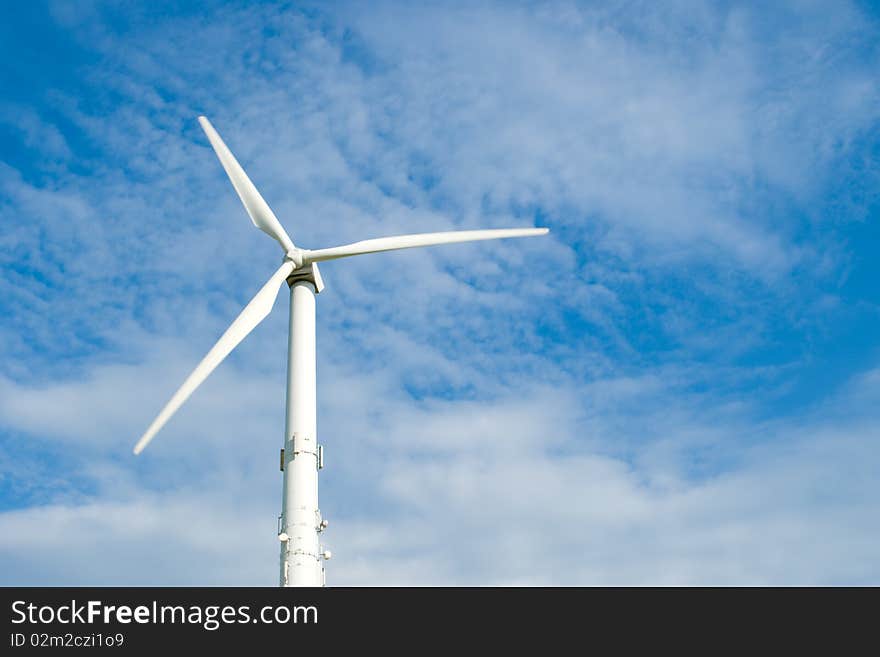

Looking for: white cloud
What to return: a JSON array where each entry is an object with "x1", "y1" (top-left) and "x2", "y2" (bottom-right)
[{"x1": 1, "y1": 347, "x2": 878, "y2": 585}]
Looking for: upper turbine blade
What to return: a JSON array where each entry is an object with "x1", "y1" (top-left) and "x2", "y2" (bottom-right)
[
  {"x1": 198, "y1": 116, "x2": 296, "y2": 254},
  {"x1": 133, "y1": 260, "x2": 295, "y2": 455},
  {"x1": 302, "y1": 227, "x2": 549, "y2": 263}
]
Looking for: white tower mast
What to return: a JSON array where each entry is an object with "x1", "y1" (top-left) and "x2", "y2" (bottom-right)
[
  {"x1": 279, "y1": 273, "x2": 324, "y2": 586},
  {"x1": 132, "y1": 117, "x2": 548, "y2": 587}
]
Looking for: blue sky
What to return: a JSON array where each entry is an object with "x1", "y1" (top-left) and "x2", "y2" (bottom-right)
[{"x1": 1, "y1": 0, "x2": 879, "y2": 584}]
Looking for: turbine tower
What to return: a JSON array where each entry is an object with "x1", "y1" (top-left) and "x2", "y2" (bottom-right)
[{"x1": 133, "y1": 117, "x2": 549, "y2": 586}]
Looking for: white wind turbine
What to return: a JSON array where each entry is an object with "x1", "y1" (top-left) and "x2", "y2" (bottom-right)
[{"x1": 133, "y1": 117, "x2": 549, "y2": 586}]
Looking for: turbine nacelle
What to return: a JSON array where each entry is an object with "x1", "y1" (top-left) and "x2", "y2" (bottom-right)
[{"x1": 286, "y1": 260, "x2": 325, "y2": 294}]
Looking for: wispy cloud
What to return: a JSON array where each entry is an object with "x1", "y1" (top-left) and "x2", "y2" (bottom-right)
[{"x1": 0, "y1": 0, "x2": 878, "y2": 584}]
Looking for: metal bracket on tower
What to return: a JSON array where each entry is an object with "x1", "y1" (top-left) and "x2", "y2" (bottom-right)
[
  {"x1": 286, "y1": 262, "x2": 324, "y2": 293},
  {"x1": 288, "y1": 432, "x2": 319, "y2": 462},
  {"x1": 316, "y1": 510, "x2": 329, "y2": 533}
]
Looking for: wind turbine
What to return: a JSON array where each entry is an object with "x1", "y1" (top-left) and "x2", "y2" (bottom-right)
[{"x1": 133, "y1": 116, "x2": 549, "y2": 586}]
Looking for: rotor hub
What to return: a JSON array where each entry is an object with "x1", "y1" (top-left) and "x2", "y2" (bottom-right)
[{"x1": 285, "y1": 248, "x2": 305, "y2": 269}]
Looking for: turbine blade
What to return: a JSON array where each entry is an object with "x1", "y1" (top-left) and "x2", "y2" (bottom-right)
[
  {"x1": 133, "y1": 260, "x2": 295, "y2": 455},
  {"x1": 198, "y1": 116, "x2": 296, "y2": 253},
  {"x1": 303, "y1": 227, "x2": 549, "y2": 263}
]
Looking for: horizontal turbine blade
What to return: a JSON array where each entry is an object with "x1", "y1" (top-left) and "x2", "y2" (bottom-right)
[
  {"x1": 303, "y1": 227, "x2": 549, "y2": 263},
  {"x1": 133, "y1": 260, "x2": 295, "y2": 455},
  {"x1": 198, "y1": 116, "x2": 296, "y2": 254}
]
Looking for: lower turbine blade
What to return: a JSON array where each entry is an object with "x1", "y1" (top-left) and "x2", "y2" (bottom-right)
[{"x1": 133, "y1": 260, "x2": 295, "y2": 454}]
